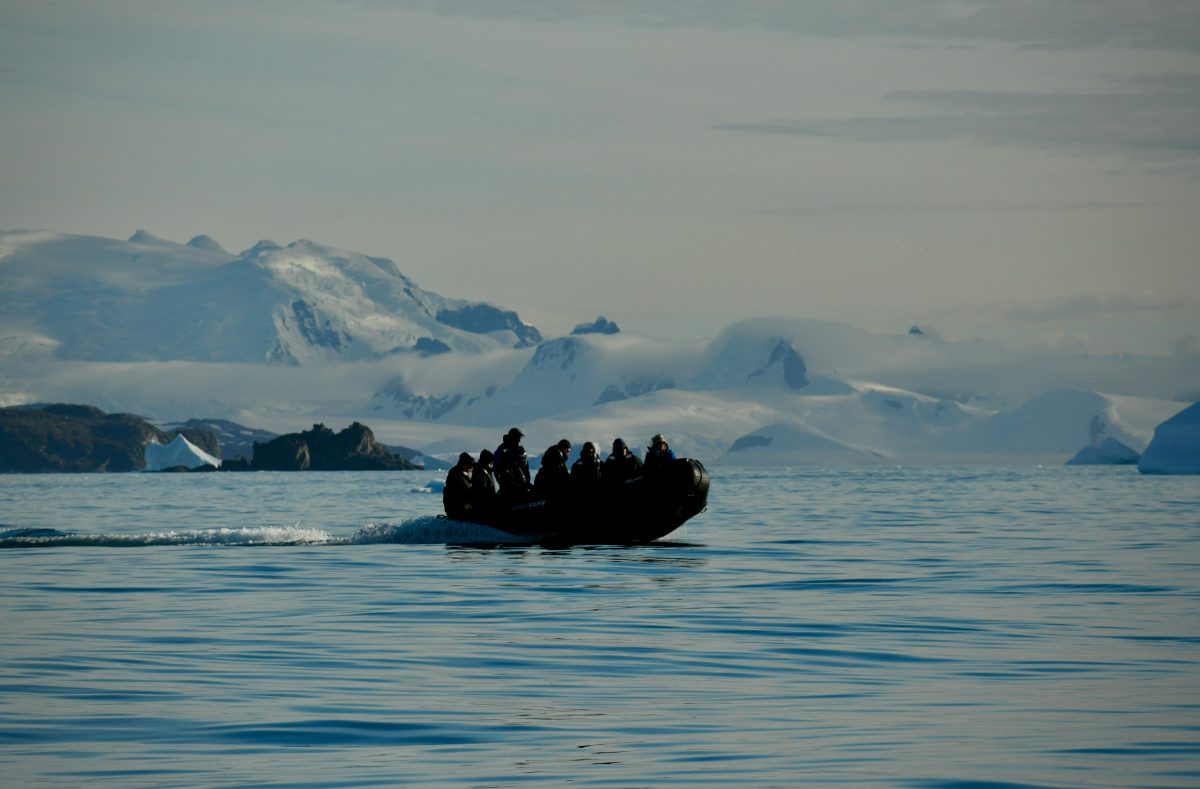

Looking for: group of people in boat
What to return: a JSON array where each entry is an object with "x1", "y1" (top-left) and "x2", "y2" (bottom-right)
[{"x1": 443, "y1": 427, "x2": 677, "y2": 521}]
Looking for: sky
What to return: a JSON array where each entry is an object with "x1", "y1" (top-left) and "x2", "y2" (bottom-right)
[{"x1": 2, "y1": 0, "x2": 1198, "y2": 354}]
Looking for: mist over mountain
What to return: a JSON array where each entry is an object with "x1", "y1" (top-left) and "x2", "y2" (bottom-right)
[{"x1": 2, "y1": 229, "x2": 1196, "y2": 466}]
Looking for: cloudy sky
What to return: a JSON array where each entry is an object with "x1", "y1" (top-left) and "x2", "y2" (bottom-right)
[{"x1": 3, "y1": 1, "x2": 1198, "y2": 353}]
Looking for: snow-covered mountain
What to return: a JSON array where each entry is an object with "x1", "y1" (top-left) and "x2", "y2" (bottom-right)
[
  {"x1": 372, "y1": 332, "x2": 695, "y2": 426},
  {"x1": 3, "y1": 229, "x2": 1197, "y2": 466},
  {"x1": 0, "y1": 230, "x2": 541, "y2": 364}
]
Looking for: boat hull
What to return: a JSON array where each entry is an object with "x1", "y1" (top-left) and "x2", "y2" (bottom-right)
[{"x1": 465, "y1": 458, "x2": 710, "y2": 545}]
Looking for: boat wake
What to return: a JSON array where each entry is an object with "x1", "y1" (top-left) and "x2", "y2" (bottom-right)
[
  {"x1": 349, "y1": 517, "x2": 534, "y2": 546},
  {"x1": 0, "y1": 525, "x2": 340, "y2": 548},
  {"x1": 0, "y1": 519, "x2": 534, "y2": 549}
]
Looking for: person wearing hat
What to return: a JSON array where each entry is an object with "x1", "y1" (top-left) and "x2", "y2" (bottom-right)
[
  {"x1": 603, "y1": 437, "x2": 642, "y2": 487},
  {"x1": 535, "y1": 438, "x2": 572, "y2": 500},
  {"x1": 493, "y1": 427, "x2": 533, "y2": 501},
  {"x1": 571, "y1": 441, "x2": 603, "y2": 499},
  {"x1": 471, "y1": 449, "x2": 498, "y2": 517},
  {"x1": 443, "y1": 452, "x2": 475, "y2": 521},
  {"x1": 643, "y1": 433, "x2": 676, "y2": 474},
  {"x1": 493, "y1": 427, "x2": 524, "y2": 471}
]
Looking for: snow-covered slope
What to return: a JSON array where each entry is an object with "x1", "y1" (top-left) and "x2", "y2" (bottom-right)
[
  {"x1": 698, "y1": 317, "x2": 1199, "y2": 409},
  {"x1": 368, "y1": 331, "x2": 696, "y2": 426},
  {"x1": 0, "y1": 230, "x2": 542, "y2": 364},
  {"x1": 453, "y1": 333, "x2": 692, "y2": 425}
]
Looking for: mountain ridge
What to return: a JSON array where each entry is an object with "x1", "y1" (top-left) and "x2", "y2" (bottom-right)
[{"x1": 3, "y1": 228, "x2": 1197, "y2": 466}]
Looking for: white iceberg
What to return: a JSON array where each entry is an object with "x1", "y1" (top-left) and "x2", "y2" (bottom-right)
[
  {"x1": 1138, "y1": 402, "x2": 1200, "y2": 475},
  {"x1": 144, "y1": 434, "x2": 222, "y2": 471}
]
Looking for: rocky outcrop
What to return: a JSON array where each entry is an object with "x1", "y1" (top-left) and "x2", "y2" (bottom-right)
[
  {"x1": 412, "y1": 337, "x2": 452, "y2": 356},
  {"x1": 435, "y1": 304, "x2": 543, "y2": 347},
  {"x1": 0, "y1": 405, "x2": 427, "y2": 473},
  {"x1": 160, "y1": 418, "x2": 276, "y2": 461},
  {"x1": 254, "y1": 433, "x2": 312, "y2": 470},
  {"x1": 595, "y1": 375, "x2": 676, "y2": 405},
  {"x1": 169, "y1": 427, "x2": 220, "y2": 458},
  {"x1": 0, "y1": 404, "x2": 169, "y2": 472},
  {"x1": 528, "y1": 337, "x2": 581, "y2": 371},
  {"x1": 251, "y1": 422, "x2": 420, "y2": 471},
  {"x1": 572, "y1": 316, "x2": 620, "y2": 335},
  {"x1": 372, "y1": 377, "x2": 466, "y2": 421},
  {"x1": 748, "y1": 340, "x2": 809, "y2": 390}
]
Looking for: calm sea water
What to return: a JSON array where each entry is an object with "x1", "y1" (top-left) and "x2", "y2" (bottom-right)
[{"x1": 1, "y1": 466, "x2": 1198, "y2": 788}]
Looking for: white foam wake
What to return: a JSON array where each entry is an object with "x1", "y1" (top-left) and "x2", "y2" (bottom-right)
[
  {"x1": 0, "y1": 520, "x2": 531, "y2": 549},
  {"x1": 350, "y1": 516, "x2": 531, "y2": 546},
  {"x1": 0, "y1": 525, "x2": 339, "y2": 548}
]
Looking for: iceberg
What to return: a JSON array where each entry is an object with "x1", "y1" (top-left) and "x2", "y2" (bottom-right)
[
  {"x1": 1065, "y1": 437, "x2": 1140, "y2": 466},
  {"x1": 144, "y1": 434, "x2": 222, "y2": 471},
  {"x1": 1138, "y1": 402, "x2": 1200, "y2": 475}
]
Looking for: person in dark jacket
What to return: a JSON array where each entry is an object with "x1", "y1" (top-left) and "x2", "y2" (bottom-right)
[
  {"x1": 643, "y1": 433, "x2": 677, "y2": 474},
  {"x1": 570, "y1": 441, "x2": 603, "y2": 499},
  {"x1": 603, "y1": 437, "x2": 642, "y2": 486},
  {"x1": 535, "y1": 439, "x2": 572, "y2": 500},
  {"x1": 493, "y1": 427, "x2": 525, "y2": 472},
  {"x1": 471, "y1": 449, "x2": 498, "y2": 517},
  {"x1": 494, "y1": 428, "x2": 531, "y2": 493},
  {"x1": 443, "y1": 452, "x2": 474, "y2": 520},
  {"x1": 496, "y1": 445, "x2": 533, "y2": 502}
]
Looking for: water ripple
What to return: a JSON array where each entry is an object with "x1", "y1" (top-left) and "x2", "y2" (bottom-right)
[{"x1": 1, "y1": 466, "x2": 1197, "y2": 788}]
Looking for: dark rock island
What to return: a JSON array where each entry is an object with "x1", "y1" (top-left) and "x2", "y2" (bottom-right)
[
  {"x1": 0, "y1": 404, "x2": 171, "y2": 472},
  {"x1": 0, "y1": 404, "x2": 421, "y2": 472},
  {"x1": 247, "y1": 422, "x2": 419, "y2": 471}
]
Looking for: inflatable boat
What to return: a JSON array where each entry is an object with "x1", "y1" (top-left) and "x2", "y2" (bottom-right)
[{"x1": 461, "y1": 457, "x2": 710, "y2": 546}]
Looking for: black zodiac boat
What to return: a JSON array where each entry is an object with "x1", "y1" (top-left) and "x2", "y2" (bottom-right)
[{"x1": 459, "y1": 457, "x2": 710, "y2": 545}]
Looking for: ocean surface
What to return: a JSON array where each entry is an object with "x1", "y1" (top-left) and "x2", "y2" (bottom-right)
[{"x1": 1, "y1": 465, "x2": 1198, "y2": 788}]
